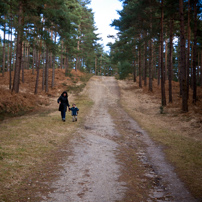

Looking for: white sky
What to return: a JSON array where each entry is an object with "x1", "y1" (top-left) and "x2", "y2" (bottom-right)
[{"x1": 89, "y1": 0, "x2": 122, "y2": 52}]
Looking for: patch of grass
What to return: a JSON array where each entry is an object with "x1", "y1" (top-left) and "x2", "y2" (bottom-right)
[
  {"x1": 68, "y1": 83, "x2": 86, "y2": 94},
  {"x1": 0, "y1": 106, "x2": 35, "y2": 122},
  {"x1": 67, "y1": 74, "x2": 93, "y2": 95},
  {"x1": 122, "y1": 102, "x2": 202, "y2": 199},
  {"x1": 80, "y1": 73, "x2": 93, "y2": 83},
  {"x1": 0, "y1": 93, "x2": 93, "y2": 201}
]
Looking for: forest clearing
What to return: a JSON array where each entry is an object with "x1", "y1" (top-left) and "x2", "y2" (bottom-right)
[
  {"x1": 0, "y1": 70, "x2": 201, "y2": 201},
  {"x1": 1, "y1": 0, "x2": 202, "y2": 201}
]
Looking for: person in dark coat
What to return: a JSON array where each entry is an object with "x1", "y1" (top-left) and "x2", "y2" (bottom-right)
[{"x1": 57, "y1": 91, "x2": 70, "y2": 122}]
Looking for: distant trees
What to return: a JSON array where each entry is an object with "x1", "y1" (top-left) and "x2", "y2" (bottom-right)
[
  {"x1": 0, "y1": 0, "x2": 100, "y2": 94},
  {"x1": 110, "y1": 0, "x2": 202, "y2": 112}
]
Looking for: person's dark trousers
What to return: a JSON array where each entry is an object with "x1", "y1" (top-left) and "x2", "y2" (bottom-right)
[{"x1": 61, "y1": 111, "x2": 66, "y2": 121}]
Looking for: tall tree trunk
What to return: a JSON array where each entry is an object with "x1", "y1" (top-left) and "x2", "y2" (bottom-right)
[
  {"x1": 179, "y1": 0, "x2": 188, "y2": 111},
  {"x1": 158, "y1": 42, "x2": 161, "y2": 86},
  {"x1": 12, "y1": 39, "x2": 16, "y2": 72},
  {"x1": 65, "y1": 48, "x2": 69, "y2": 76},
  {"x1": 133, "y1": 46, "x2": 136, "y2": 82},
  {"x1": 42, "y1": 48, "x2": 45, "y2": 91},
  {"x1": 9, "y1": 15, "x2": 13, "y2": 90},
  {"x1": 139, "y1": 40, "x2": 142, "y2": 88},
  {"x1": 52, "y1": 32, "x2": 56, "y2": 88},
  {"x1": 149, "y1": 39, "x2": 153, "y2": 92},
  {"x1": 187, "y1": 0, "x2": 191, "y2": 99},
  {"x1": 60, "y1": 41, "x2": 63, "y2": 69},
  {"x1": 149, "y1": 6, "x2": 153, "y2": 92},
  {"x1": 35, "y1": 50, "x2": 40, "y2": 94},
  {"x1": 35, "y1": 35, "x2": 42, "y2": 94},
  {"x1": 190, "y1": 44, "x2": 193, "y2": 89},
  {"x1": 165, "y1": 36, "x2": 168, "y2": 80},
  {"x1": 12, "y1": 2, "x2": 23, "y2": 93},
  {"x1": 75, "y1": 24, "x2": 81, "y2": 72},
  {"x1": 95, "y1": 56, "x2": 97, "y2": 75},
  {"x1": 152, "y1": 41, "x2": 156, "y2": 79},
  {"x1": 201, "y1": 51, "x2": 202, "y2": 86},
  {"x1": 32, "y1": 44, "x2": 35, "y2": 75},
  {"x1": 75, "y1": 39, "x2": 80, "y2": 72},
  {"x1": 161, "y1": 0, "x2": 166, "y2": 106},
  {"x1": 144, "y1": 38, "x2": 147, "y2": 86},
  {"x1": 7, "y1": 37, "x2": 10, "y2": 75},
  {"x1": 50, "y1": 30, "x2": 53, "y2": 70},
  {"x1": 193, "y1": 0, "x2": 197, "y2": 104},
  {"x1": 197, "y1": 54, "x2": 200, "y2": 83},
  {"x1": 21, "y1": 41, "x2": 24, "y2": 83},
  {"x1": 45, "y1": 46, "x2": 49, "y2": 93},
  {"x1": 27, "y1": 45, "x2": 30, "y2": 70},
  {"x1": 2, "y1": 16, "x2": 6, "y2": 76},
  {"x1": 168, "y1": 17, "x2": 174, "y2": 103}
]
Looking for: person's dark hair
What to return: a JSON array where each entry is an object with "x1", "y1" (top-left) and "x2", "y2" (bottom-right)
[{"x1": 61, "y1": 91, "x2": 68, "y2": 97}]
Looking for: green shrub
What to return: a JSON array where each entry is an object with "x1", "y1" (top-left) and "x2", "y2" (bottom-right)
[{"x1": 118, "y1": 61, "x2": 132, "y2": 80}]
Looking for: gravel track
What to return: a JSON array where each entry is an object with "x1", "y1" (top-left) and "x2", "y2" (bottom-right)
[{"x1": 41, "y1": 76, "x2": 196, "y2": 202}]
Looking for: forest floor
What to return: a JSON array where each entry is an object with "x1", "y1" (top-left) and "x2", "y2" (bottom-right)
[{"x1": 0, "y1": 71, "x2": 201, "y2": 201}]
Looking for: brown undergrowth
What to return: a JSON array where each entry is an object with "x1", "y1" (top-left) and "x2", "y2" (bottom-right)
[
  {"x1": 0, "y1": 69, "x2": 87, "y2": 120},
  {"x1": 118, "y1": 76, "x2": 202, "y2": 199}
]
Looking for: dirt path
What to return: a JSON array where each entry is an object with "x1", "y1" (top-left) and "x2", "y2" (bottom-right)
[{"x1": 39, "y1": 76, "x2": 196, "y2": 202}]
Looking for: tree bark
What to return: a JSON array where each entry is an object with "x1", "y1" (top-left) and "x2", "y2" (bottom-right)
[
  {"x1": 190, "y1": 44, "x2": 193, "y2": 89},
  {"x1": 95, "y1": 56, "x2": 97, "y2": 75},
  {"x1": 35, "y1": 50, "x2": 40, "y2": 94},
  {"x1": 12, "y1": 2, "x2": 23, "y2": 93},
  {"x1": 60, "y1": 41, "x2": 63, "y2": 69},
  {"x1": 168, "y1": 17, "x2": 173, "y2": 103},
  {"x1": 134, "y1": 59, "x2": 136, "y2": 82},
  {"x1": 65, "y1": 48, "x2": 69, "y2": 76},
  {"x1": 144, "y1": 38, "x2": 147, "y2": 86},
  {"x1": 149, "y1": 5, "x2": 153, "y2": 92},
  {"x1": 35, "y1": 34, "x2": 42, "y2": 94},
  {"x1": 21, "y1": 41, "x2": 24, "y2": 83},
  {"x1": 52, "y1": 32, "x2": 56, "y2": 88},
  {"x1": 193, "y1": 0, "x2": 197, "y2": 104},
  {"x1": 2, "y1": 16, "x2": 6, "y2": 77},
  {"x1": 201, "y1": 51, "x2": 202, "y2": 86},
  {"x1": 32, "y1": 44, "x2": 35, "y2": 75},
  {"x1": 42, "y1": 48, "x2": 45, "y2": 91},
  {"x1": 161, "y1": 0, "x2": 166, "y2": 106},
  {"x1": 179, "y1": 0, "x2": 188, "y2": 111},
  {"x1": 139, "y1": 39, "x2": 142, "y2": 88},
  {"x1": 9, "y1": 15, "x2": 13, "y2": 90},
  {"x1": 165, "y1": 36, "x2": 168, "y2": 80},
  {"x1": 12, "y1": 39, "x2": 16, "y2": 72},
  {"x1": 149, "y1": 39, "x2": 153, "y2": 92},
  {"x1": 45, "y1": 46, "x2": 49, "y2": 93},
  {"x1": 187, "y1": 0, "x2": 191, "y2": 99},
  {"x1": 158, "y1": 42, "x2": 161, "y2": 86},
  {"x1": 7, "y1": 37, "x2": 10, "y2": 75}
]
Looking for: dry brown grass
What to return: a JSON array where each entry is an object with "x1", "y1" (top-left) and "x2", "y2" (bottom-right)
[
  {"x1": 118, "y1": 77, "x2": 202, "y2": 199},
  {"x1": 0, "y1": 69, "x2": 86, "y2": 117}
]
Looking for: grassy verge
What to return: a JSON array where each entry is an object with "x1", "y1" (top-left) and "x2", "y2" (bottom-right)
[
  {"x1": 68, "y1": 73, "x2": 93, "y2": 95},
  {"x1": 0, "y1": 93, "x2": 93, "y2": 201},
  {"x1": 121, "y1": 102, "x2": 202, "y2": 199}
]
